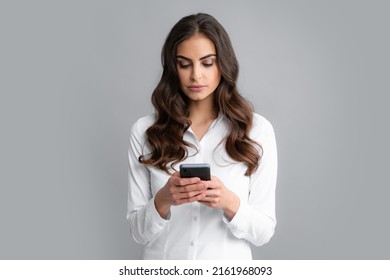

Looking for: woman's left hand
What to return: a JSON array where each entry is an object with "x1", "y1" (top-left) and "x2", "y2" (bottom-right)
[{"x1": 199, "y1": 176, "x2": 240, "y2": 220}]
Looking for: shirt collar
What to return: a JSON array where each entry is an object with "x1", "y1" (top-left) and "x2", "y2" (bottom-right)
[{"x1": 210, "y1": 111, "x2": 224, "y2": 130}]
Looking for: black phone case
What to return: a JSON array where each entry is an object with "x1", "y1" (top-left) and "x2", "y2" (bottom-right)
[{"x1": 180, "y1": 164, "x2": 211, "y2": 180}]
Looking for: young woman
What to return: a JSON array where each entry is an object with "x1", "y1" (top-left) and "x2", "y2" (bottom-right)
[{"x1": 127, "y1": 13, "x2": 277, "y2": 259}]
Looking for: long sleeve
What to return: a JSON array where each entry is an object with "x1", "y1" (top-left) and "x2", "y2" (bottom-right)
[
  {"x1": 127, "y1": 118, "x2": 167, "y2": 245},
  {"x1": 224, "y1": 116, "x2": 278, "y2": 246}
]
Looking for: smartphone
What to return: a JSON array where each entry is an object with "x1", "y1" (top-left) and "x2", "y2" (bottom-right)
[{"x1": 180, "y1": 163, "x2": 211, "y2": 180}]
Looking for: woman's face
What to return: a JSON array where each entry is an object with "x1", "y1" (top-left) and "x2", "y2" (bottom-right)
[{"x1": 176, "y1": 33, "x2": 221, "y2": 104}]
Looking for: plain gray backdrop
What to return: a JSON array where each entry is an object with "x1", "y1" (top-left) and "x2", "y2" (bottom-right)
[{"x1": 1, "y1": 0, "x2": 389, "y2": 259}]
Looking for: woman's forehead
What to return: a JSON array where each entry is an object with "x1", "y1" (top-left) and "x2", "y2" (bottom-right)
[{"x1": 176, "y1": 33, "x2": 216, "y2": 59}]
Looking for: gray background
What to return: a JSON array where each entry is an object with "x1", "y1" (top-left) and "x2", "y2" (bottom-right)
[{"x1": 1, "y1": 0, "x2": 389, "y2": 259}]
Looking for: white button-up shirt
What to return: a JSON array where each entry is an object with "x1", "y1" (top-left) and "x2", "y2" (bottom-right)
[{"x1": 127, "y1": 113, "x2": 277, "y2": 259}]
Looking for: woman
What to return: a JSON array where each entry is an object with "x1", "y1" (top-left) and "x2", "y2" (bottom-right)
[{"x1": 127, "y1": 13, "x2": 277, "y2": 259}]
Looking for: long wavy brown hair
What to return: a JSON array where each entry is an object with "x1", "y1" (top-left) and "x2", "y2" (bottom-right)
[{"x1": 139, "y1": 13, "x2": 262, "y2": 176}]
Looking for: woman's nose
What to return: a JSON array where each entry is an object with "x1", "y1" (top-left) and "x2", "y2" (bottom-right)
[{"x1": 191, "y1": 64, "x2": 202, "y2": 81}]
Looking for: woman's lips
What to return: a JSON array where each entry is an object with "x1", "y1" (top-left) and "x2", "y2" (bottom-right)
[{"x1": 188, "y1": 85, "x2": 206, "y2": 92}]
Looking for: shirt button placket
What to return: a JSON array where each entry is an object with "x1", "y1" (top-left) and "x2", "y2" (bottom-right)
[{"x1": 188, "y1": 202, "x2": 200, "y2": 259}]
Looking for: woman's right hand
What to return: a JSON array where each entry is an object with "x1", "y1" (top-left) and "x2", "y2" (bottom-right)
[{"x1": 154, "y1": 171, "x2": 207, "y2": 219}]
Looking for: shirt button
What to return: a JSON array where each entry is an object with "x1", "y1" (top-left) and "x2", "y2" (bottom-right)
[
  {"x1": 190, "y1": 241, "x2": 194, "y2": 246},
  {"x1": 193, "y1": 216, "x2": 198, "y2": 221}
]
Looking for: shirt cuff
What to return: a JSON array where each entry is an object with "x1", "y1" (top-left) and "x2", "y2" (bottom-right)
[
  {"x1": 223, "y1": 202, "x2": 251, "y2": 235},
  {"x1": 145, "y1": 198, "x2": 169, "y2": 231}
]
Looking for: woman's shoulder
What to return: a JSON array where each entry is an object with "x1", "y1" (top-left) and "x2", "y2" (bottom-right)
[
  {"x1": 251, "y1": 112, "x2": 275, "y2": 137},
  {"x1": 130, "y1": 113, "x2": 156, "y2": 136},
  {"x1": 252, "y1": 112, "x2": 273, "y2": 129}
]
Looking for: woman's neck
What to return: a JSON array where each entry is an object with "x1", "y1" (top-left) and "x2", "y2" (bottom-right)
[
  {"x1": 188, "y1": 99, "x2": 218, "y2": 141},
  {"x1": 188, "y1": 99, "x2": 218, "y2": 123}
]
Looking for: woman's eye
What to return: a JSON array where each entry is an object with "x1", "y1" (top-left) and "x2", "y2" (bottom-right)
[
  {"x1": 177, "y1": 59, "x2": 215, "y2": 69},
  {"x1": 202, "y1": 60, "x2": 214, "y2": 67},
  {"x1": 177, "y1": 61, "x2": 191, "y2": 69}
]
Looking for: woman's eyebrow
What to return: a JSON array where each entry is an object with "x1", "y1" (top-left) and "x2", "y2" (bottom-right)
[{"x1": 176, "y1": 54, "x2": 217, "y2": 61}]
